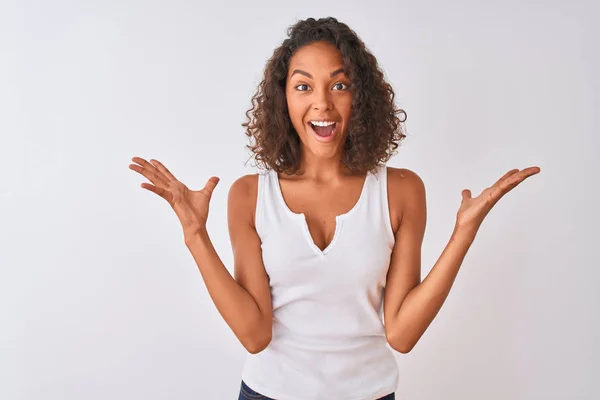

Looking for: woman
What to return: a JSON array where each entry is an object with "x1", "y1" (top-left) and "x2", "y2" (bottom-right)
[{"x1": 129, "y1": 17, "x2": 540, "y2": 400}]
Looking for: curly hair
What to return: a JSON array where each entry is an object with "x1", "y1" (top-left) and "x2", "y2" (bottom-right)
[{"x1": 242, "y1": 17, "x2": 407, "y2": 175}]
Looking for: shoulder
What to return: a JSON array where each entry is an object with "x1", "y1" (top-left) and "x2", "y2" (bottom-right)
[
  {"x1": 229, "y1": 173, "x2": 259, "y2": 198},
  {"x1": 228, "y1": 173, "x2": 260, "y2": 226},
  {"x1": 385, "y1": 167, "x2": 426, "y2": 231},
  {"x1": 386, "y1": 167, "x2": 425, "y2": 192}
]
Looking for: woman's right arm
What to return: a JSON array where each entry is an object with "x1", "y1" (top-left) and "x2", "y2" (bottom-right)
[{"x1": 184, "y1": 174, "x2": 273, "y2": 354}]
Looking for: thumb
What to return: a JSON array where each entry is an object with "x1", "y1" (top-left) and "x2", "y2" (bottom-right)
[
  {"x1": 461, "y1": 189, "x2": 471, "y2": 200},
  {"x1": 203, "y1": 176, "x2": 220, "y2": 197}
]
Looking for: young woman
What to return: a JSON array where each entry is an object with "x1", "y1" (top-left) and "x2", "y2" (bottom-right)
[{"x1": 129, "y1": 17, "x2": 540, "y2": 400}]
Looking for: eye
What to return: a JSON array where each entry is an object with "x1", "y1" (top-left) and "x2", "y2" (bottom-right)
[
  {"x1": 333, "y1": 82, "x2": 350, "y2": 91},
  {"x1": 295, "y1": 83, "x2": 310, "y2": 91}
]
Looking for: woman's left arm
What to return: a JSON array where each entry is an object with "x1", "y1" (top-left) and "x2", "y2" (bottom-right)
[{"x1": 384, "y1": 166, "x2": 541, "y2": 353}]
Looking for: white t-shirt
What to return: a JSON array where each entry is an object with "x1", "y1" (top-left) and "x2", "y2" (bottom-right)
[{"x1": 241, "y1": 164, "x2": 399, "y2": 400}]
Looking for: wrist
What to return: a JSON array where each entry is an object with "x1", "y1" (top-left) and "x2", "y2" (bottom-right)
[
  {"x1": 184, "y1": 225, "x2": 208, "y2": 246},
  {"x1": 452, "y1": 222, "x2": 478, "y2": 243}
]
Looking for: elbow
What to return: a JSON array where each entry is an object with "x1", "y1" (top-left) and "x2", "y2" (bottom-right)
[
  {"x1": 241, "y1": 325, "x2": 272, "y2": 354},
  {"x1": 386, "y1": 332, "x2": 414, "y2": 354},
  {"x1": 244, "y1": 334, "x2": 272, "y2": 354},
  {"x1": 394, "y1": 342, "x2": 414, "y2": 354},
  {"x1": 246, "y1": 343, "x2": 268, "y2": 355},
  {"x1": 390, "y1": 340, "x2": 414, "y2": 354}
]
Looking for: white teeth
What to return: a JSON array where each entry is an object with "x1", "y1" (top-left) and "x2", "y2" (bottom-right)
[{"x1": 310, "y1": 121, "x2": 336, "y2": 127}]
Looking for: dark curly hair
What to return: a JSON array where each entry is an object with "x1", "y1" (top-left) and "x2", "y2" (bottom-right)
[{"x1": 242, "y1": 17, "x2": 407, "y2": 175}]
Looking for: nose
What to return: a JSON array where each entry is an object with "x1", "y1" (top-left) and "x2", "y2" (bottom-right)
[{"x1": 312, "y1": 88, "x2": 333, "y2": 111}]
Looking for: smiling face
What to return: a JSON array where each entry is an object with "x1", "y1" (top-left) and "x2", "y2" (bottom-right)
[{"x1": 285, "y1": 41, "x2": 353, "y2": 162}]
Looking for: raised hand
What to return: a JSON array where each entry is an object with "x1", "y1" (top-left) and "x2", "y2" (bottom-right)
[
  {"x1": 456, "y1": 166, "x2": 541, "y2": 232},
  {"x1": 128, "y1": 157, "x2": 220, "y2": 238}
]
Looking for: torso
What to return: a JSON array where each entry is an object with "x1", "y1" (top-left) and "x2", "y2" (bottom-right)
[
  {"x1": 240, "y1": 164, "x2": 407, "y2": 398},
  {"x1": 246, "y1": 166, "x2": 407, "y2": 249},
  {"x1": 248, "y1": 167, "x2": 410, "y2": 249},
  {"x1": 278, "y1": 171, "x2": 368, "y2": 251}
]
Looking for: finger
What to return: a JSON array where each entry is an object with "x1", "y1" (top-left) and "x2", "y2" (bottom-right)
[
  {"x1": 461, "y1": 189, "x2": 472, "y2": 200},
  {"x1": 132, "y1": 157, "x2": 169, "y2": 186},
  {"x1": 130, "y1": 157, "x2": 169, "y2": 187},
  {"x1": 140, "y1": 182, "x2": 172, "y2": 202},
  {"x1": 523, "y1": 166, "x2": 541, "y2": 175},
  {"x1": 149, "y1": 159, "x2": 178, "y2": 182},
  {"x1": 493, "y1": 169, "x2": 520, "y2": 187},
  {"x1": 202, "y1": 176, "x2": 220, "y2": 197},
  {"x1": 506, "y1": 166, "x2": 541, "y2": 185},
  {"x1": 499, "y1": 166, "x2": 541, "y2": 192},
  {"x1": 129, "y1": 163, "x2": 169, "y2": 188}
]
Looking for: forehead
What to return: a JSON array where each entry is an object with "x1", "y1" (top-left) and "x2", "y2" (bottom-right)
[{"x1": 287, "y1": 41, "x2": 344, "y2": 76}]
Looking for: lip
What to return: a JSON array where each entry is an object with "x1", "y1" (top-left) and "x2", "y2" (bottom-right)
[{"x1": 307, "y1": 121, "x2": 339, "y2": 143}]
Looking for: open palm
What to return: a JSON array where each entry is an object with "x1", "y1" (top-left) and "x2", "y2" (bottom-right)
[
  {"x1": 457, "y1": 166, "x2": 541, "y2": 230},
  {"x1": 129, "y1": 157, "x2": 220, "y2": 237}
]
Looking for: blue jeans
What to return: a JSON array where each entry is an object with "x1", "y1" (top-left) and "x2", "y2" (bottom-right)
[{"x1": 238, "y1": 380, "x2": 395, "y2": 400}]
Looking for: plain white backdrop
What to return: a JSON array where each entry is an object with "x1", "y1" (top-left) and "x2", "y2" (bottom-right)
[{"x1": 1, "y1": 0, "x2": 598, "y2": 399}]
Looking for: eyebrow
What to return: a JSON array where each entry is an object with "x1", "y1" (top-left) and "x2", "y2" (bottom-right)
[{"x1": 290, "y1": 68, "x2": 345, "y2": 79}]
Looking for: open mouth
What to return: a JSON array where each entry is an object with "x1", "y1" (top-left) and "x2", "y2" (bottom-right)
[{"x1": 309, "y1": 121, "x2": 337, "y2": 137}]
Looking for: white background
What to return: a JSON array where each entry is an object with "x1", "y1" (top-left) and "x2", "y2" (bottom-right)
[{"x1": 1, "y1": 0, "x2": 598, "y2": 399}]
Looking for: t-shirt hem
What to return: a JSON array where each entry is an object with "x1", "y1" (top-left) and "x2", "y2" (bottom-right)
[{"x1": 241, "y1": 376, "x2": 396, "y2": 400}]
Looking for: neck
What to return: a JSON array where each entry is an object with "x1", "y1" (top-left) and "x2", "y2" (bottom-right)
[{"x1": 295, "y1": 150, "x2": 353, "y2": 182}]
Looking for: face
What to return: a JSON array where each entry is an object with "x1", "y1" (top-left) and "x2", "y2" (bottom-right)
[{"x1": 285, "y1": 41, "x2": 353, "y2": 161}]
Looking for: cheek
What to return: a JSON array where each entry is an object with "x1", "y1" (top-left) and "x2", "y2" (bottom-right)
[
  {"x1": 286, "y1": 96, "x2": 308, "y2": 124},
  {"x1": 287, "y1": 104, "x2": 303, "y2": 126},
  {"x1": 285, "y1": 104, "x2": 305, "y2": 136},
  {"x1": 335, "y1": 95, "x2": 353, "y2": 116}
]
